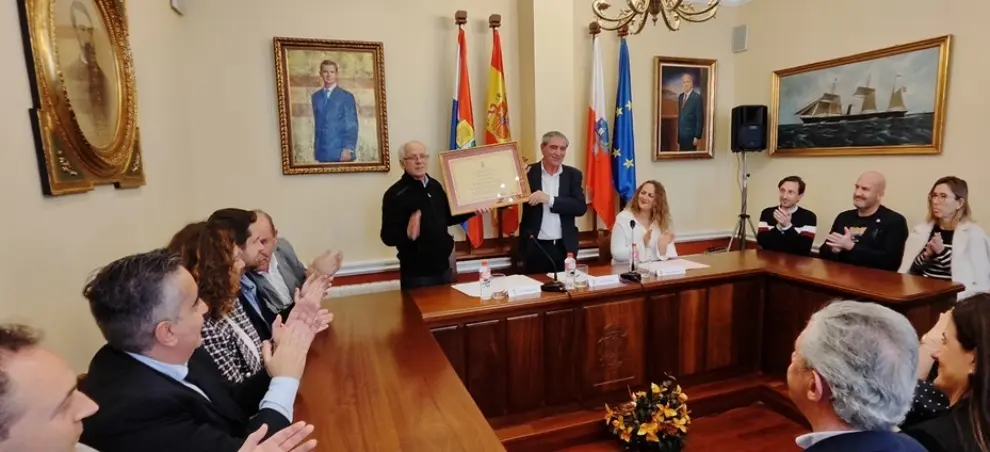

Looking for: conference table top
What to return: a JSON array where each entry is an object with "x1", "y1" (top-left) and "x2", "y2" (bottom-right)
[
  {"x1": 297, "y1": 250, "x2": 960, "y2": 450},
  {"x1": 411, "y1": 250, "x2": 962, "y2": 324}
]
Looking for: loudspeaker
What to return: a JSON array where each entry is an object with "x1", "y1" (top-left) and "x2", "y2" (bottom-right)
[{"x1": 731, "y1": 105, "x2": 767, "y2": 152}]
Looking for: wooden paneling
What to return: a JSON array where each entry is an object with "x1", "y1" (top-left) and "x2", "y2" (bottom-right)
[
  {"x1": 545, "y1": 309, "x2": 579, "y2": 406},
  {"x1": 678, "y1": 289, "x2": 708, "y2": 376},
  {"x1": 647, "y1": 293, "x2": 679, "y2": 379},
  {"x1": 581, "y1": 298, "x2": 646, "y2": 394},
  {"x1": 465, "y1": 319, "x2": 507, "y2": 417},
  {"x1": 762, "y1": 278, "x2": 835, "y2": 376},
  {"x1": 506, "y1": 313, "x2": 544, "y2": 413},
  {"x1": 430, "y1": 325, "x2": 465, "y2": 384}
]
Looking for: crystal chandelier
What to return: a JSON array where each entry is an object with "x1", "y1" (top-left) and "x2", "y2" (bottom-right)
[{"x1": 592, "y1": 0, "x2": 720, "y2": 34}]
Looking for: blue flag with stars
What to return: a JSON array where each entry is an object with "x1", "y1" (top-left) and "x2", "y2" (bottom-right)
[{"x1": 611, "y1": 37, "x2": 636, "y2": 208}]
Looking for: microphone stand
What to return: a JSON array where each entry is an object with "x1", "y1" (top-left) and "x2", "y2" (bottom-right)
[
  {"x1": 619, "y1": 219, "x2": 642, "y2": 283},
  {"x1": 529, "y1": 235, "x2": 566, "y2": 292}
]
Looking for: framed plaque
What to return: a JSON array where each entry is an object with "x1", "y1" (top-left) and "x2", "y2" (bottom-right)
[{"x1": 438, "y1": 142, "x2": 531, "y2": 215}]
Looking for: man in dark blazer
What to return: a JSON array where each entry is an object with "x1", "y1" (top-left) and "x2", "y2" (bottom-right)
[
  {"x1": 518, "y1": 131, "x2": 587, "y2": 274},
  {"x1": 676, "y1": 73, "x2": 704, "y2": 151},
  {"x1": 78, "y1": 249, "x2": 317, "y2": 452},
  {"x1": 787, "y1": 301, "x2": 926, "y2": 452},
  {"x1": 312, "y1": 60, "x2": 359, "y2": 162}
]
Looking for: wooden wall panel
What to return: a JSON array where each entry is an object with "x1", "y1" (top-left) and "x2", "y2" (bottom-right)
[
  {"x1": 648, "y1": 293, "x2": 679, "y2": 380},
  {"x1": 581, "y1": 298, "x2": 645, "y2": 394},
  {"x1": 678, "y1": 289, "x2": 708, "y2": 376},
  {"x1": 706, "y1": 283, "x2": 735, "y2": 370},
  {"x1": 431, "y1": 325, "x2": 465, "y2": 384},
  {"x1": 465, "y1": 320, "x2": 507, "y2": 417},
  {"x1": 506, "y1": 314, "x2": 544, "y2": 413},
  {"x1": 763, "y1": 279, "x2": 836, "y2": 376},
  {"x1": 544, "y1": 309, "x2": 579, "y2": 406}
]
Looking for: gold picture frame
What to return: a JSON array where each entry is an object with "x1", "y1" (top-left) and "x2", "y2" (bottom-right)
[
  {"x1": 652, "y1": 57, "x2": 717, "y2": 160},
  {"x1": 437, "y1": 142, "x2": 531, "y2": 215},
  {"x1": 770, "y1": 36, "x2": 951, "y2": 157},
  {"x1": 273, "y1": 37, "x2": 390, "y2": 174},
  {"x1": 19, "y1": 0, "x2": 145, "y2": 196}
]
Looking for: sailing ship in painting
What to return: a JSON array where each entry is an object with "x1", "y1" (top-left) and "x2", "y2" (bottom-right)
[{"x1": 795, "y1": 74, "x2": 908, "y2": 124}]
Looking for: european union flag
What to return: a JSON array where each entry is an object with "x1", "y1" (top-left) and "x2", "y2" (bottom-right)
[{"x1": 611, "y1": 37, "x2": 636, "y2": 209}]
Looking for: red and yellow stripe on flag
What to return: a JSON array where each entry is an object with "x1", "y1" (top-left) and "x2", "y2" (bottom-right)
[
  {"x1": 450, "y1": 24, "x2": 484, "y2": 248},
  {"x1": 485, "y1": 26, "x2": 517, "y2": 236}
]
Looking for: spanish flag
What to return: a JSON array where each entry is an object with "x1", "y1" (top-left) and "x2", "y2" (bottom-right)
[
  {"x1": 485, "y1": 26, "x2": 517, "y2": 236},
  {"x1": 449, "y1": 24, "x2": 484, "y2": 248}
]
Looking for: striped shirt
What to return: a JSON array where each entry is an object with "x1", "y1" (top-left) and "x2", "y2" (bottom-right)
[{"x1": 909, "y1": 226, "x2": 954, "y2": 280}]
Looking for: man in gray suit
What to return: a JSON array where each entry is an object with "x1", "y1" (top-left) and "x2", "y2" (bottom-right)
[{"x1": 241, "y1": 209, "x2": 343, "y2": 336}]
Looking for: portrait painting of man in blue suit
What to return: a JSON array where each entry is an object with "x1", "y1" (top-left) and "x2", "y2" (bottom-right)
[
  {"x1": 311, "y1": 59, "x2": 359, "y2": 162},
  {"x1": 676, "y1": 73, "x2": 704, "y2": 151}
]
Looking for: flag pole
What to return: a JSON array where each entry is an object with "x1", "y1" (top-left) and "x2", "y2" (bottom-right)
[
  {"x1": 490, "y1": 13, "x2": 506, "y2": 247},
  {"x1": 589, "y1": 21, "x2": 601, "y2": 235}
]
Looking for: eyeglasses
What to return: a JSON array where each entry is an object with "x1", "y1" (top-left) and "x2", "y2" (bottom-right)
[
  {"x1": 929, "y1": 193, "x2": 958, "y2": 202},
  {"x1": 403, "y1": 155, "x2": 429, "y2": 162}
]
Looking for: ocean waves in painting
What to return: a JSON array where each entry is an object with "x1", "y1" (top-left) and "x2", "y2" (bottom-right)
[{"x1": 777, "y1": 113, "x2": 934, "y2": 149}]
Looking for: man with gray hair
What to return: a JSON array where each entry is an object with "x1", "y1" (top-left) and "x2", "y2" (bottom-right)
[
  {"x1": 787, "y1": 301, "x2": 926, "y2": 451},
  {"x1": 381, "y1": 141, "x2": 489, "y2": 290}
]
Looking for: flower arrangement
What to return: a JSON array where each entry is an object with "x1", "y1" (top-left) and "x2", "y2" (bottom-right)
[{"x1": 604, "y1": 376, "x2": 691, "y2": 451}]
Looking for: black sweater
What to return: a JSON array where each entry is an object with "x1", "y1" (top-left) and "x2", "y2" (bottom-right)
[
  {"x1": 818, "y1": 205, "x2": 908, "y2": 271},
  {"x1": 380, "y1": 173, "x2": 474, "y2": 278},
  {"x1": 756, "y1": 206, "x2": 817, "y2": 256}
]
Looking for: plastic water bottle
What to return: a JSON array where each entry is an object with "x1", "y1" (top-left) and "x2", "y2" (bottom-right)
[
  {"x1": 564, "y1": 253, "x2": 577, "y2": 290},
  {"x1": 479, "y1": 259, "x2": 492, "y2": 300}
]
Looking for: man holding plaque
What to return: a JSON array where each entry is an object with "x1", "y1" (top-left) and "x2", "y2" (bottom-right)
[
  {"x1": 381, "y1": 141, "x2": 486, "y2": 290},
  {"x1": 518, "y1": 131, "x2": 587, "y2": 274}
]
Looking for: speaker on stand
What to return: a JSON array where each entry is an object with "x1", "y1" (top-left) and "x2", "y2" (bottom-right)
[{"x1": 726, "y1": 105, "x2": 767, "y2": 252}]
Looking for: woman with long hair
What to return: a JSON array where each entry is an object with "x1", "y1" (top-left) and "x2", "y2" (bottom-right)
[
  {"x1": 904, "y1": 292, "x2": 990, "y2": 452},
  {"x1": 610, "y1": 180, "x2": 677, "y2": 263},
  {"x1": 167, "y1": 221, "x2": 265, "y2": 383},
  {"x1": 899, "y1": 176, "x2": 990, "y2": 299}
]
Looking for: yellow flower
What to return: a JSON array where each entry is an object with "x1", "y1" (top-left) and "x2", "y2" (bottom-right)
[
  {"x1": 662, "y1": 405, "x2": 677, "y2": 418},
  {"x1": 604, "y1": 404, "x2": 613, "y2": 424},
  {"x1": 651, "y1": 382, "x2": 661, "y2": 394},
  {"x1": 620, "y1": 426, "x2": 633, "y2": 442},
  {"x1": 638, "y1": 421, "x2": 660, "y2": 442},
  {"x1": 679, "y1": 391, "x2": 689, "y2": 402},
  {"x1": 673, "y1": 416, "x2": 689, "y2": 433}
]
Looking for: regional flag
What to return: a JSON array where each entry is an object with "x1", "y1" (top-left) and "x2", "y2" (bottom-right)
[
  {"x1": 485, "y1": 26, "x2": 518, "y2": 236},
  {"x1": 611, "y1": 37, "x2": 637, "y2": 208},
  {"x1": 585, "y1": 33, "x2": 615, "y2": 229},
  {"x1": 449, "y1": 24, "x2": 484, "y2": 248}
]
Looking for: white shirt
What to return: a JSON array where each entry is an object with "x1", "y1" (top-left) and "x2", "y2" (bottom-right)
[
  {"x1": 537, "y1": 164, "x2": 562, "y2": 240},
  {"x1": 262, "y1": 253, "x2": 294, "y2": 307},
  {"x1": 795, "y1": 430, "x2": 859, "y2": 449},
  {"x1": 322, "y1": 83, "x2": 337, "y2": 98},
  {"x1": 75, "y1": 444, "x2": 99, "y2": 452},
  {"x1": 610, "y1": 209, "x2": 678, "y2": 263}
]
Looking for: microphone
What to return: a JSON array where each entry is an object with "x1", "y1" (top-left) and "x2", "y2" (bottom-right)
[
  {"x1": 529, "y1": 234, "x2": 566, "y2": 292},
  {"x1": 620, "y1": 219, "x2": 642, "y2": 283}
]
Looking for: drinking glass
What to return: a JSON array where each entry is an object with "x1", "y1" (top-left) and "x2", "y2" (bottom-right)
[
  {"x1": 490, "y1": 273, "x2": 508, "y2": 300},
  {"x1": 574, "y1": 264, "x2": 590, "y2": 290}
]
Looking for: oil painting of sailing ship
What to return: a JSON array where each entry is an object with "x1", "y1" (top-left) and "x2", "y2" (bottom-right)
[{"x1": 769, "y1": 36, "x2": 951, "y2": 157}]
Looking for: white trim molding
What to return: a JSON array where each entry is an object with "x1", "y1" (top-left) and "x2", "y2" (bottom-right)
[{"x1": 336, "y1": 229, "x2": 735, "y2": 277}]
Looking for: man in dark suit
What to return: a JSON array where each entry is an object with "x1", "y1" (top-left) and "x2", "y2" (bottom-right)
[
  {"x1": 518, "y1": 131, "x2": 587, "y2": 274},
  {"x1": 676, "y1": 74, "x2": 704, "y2": 151},
  {"x1": 78, "y1": 249, "x2": 318, "y2": 451},
  {"x1": 311, "y1": 60, "x2": 359, "y2": 162},
  {"x1": 787, "y1": 301, "x2": 926, "y2": 452}
]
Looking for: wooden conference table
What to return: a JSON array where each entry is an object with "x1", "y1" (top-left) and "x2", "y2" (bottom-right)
[{"x1": 295, "y1": 250, "x2": 961, "y2": 451}]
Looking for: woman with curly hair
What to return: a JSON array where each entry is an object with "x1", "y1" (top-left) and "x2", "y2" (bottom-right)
[
  {"x1": 610, "y1": 180, "x2": 678, "y2": 263},
  {"x1": 166, "y1": 221, "x2": 264, "y2": 383}
]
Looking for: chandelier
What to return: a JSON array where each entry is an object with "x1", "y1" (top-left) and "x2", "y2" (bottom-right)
[{"x1": 592, "y1": 0, "x2": 720, "y2": 34}]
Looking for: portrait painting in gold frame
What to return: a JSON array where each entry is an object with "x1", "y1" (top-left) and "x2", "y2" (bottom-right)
[
  {"x1": 273, "y1": 37, "x2": 390, "y2": 174},
  {"x1": 652, "y1": 57, "x2": 717, "y2": 160},
  {"x1": 770, "y1": 36, "x2": 951, "y2": 157},
  {"x1": 19, "y1": 0, "x2": 145, "y2": 196}
]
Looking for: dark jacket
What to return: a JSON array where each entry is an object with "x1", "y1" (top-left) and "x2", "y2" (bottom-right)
[
  {"x1": 805, "y1": 431, "x2": 926, "y2": 452},
  {"x1": 518, "y1": 163, "x2": 587, "y2": 255},
  {"x1": 381, "y1": 173, "x2": 473, "y2": 278},
  {"x1": 903, "y1": 398, "x2": 977, "y2": 452},
  {"x1": 79, "y1": 346, "x2": 288, "y2": 452},
  {"x1": 818, "y1": 205, "x2": 909, "y2": 271}
]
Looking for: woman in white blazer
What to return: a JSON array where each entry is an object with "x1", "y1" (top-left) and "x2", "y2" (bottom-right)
[
  {"x1": 611, "y1": 180, "x2": 678, "y2": 263},
  {"x1": 898, "y1": 176, "x2": 990, "y2": 300}
]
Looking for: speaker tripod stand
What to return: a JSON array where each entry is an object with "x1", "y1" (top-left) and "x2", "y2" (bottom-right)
[{"x1": 726, "y1": 151, "x2": 758, "y2": 252}]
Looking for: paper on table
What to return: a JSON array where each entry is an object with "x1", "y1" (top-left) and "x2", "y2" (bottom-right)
[
  {"x1": 452, "y1": 274, "x2": 543, "y2": 298},
  {"x1": 639, "y1": 258, "x2": 709, "y2": 273}
]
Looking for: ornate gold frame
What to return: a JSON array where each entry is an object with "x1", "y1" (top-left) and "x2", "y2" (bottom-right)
[
  {"x1": 273, "y1": 37, "x2": 390, "y2": 174},
  {"x1": 19, "y1": 0, "x2": 144, "y2": 196},
  {"x1": 652, "y1": 56, "x2": 717, "y2": 161},
  {"x1": 769, "y1": 36, "x2": 951, "y2": 157}
]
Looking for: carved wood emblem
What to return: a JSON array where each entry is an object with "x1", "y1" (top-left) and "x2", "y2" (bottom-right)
[{"x1": 596, "y1": 324, "x2": 627, "y2": 372}]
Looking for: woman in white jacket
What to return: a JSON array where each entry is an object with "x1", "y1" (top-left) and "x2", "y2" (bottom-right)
[
  {"x1": 898, "y1": 176, "x2": 990, "y2": 300},
  {"x1": 611, "y1": 180, "x2": 677, "y2": 263}
]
